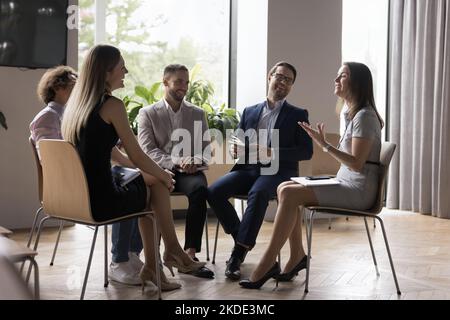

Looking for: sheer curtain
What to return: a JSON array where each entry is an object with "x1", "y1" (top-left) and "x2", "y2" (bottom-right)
[{"x1": 387, "y1": 0, "x2": 450, "y2": 218}]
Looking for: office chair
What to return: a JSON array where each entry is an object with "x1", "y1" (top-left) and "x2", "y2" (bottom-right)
[
  {"x1": 303, "y1": 142, "x2": 401, "y2": 295},
  {"x1": 31, "y1": 139, "x2": 162, "y2": 300},
  {"x1": 0, "y1": 254, "x2": 34, "y2": 300},
  {"x1": 26, "y1": 137, "x2": 65, "y2": 268}
]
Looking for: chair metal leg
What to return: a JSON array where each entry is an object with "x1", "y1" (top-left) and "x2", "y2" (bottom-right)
[
  {"x1": 302, "y1": 208, "x2": 309, "y2": 243},
  {"x1": 27, "y1": 257, "x2": 40, "y2": 300},
  {"x1": 212, "y1": 220, "x2": 220, "y2": 264},
  {"x1": 104, "y1": 225, "x2": 109, "y2": 288},
  {"x1": 328, "y1": 217, "x2": 332, "y2": 230},
  {"x1": 373, "y1": 217, "x2": 376, "y2": 228},
  {"x1": 150, "y1": 214, "x2": 162, "y2": 300},
  {"x1": 26, "y1": 207, "x2": 43, "y2": 248},
  {"x1": 375, "y1": 216, "x2": 401, "y2": 295},
  {"x1": 50, "y1": 220, "x2": 64, "y2": 266},
  {"x1": 204, "y1": 217, "x2": 210, "y2": 261},
  {"x1": 21, "y1": 207, "x2": 44, "y2": 273},
  {"x1": 363, "y1": 217, "x2": 379, "y2": 276},
  {"x1": 26, "y1": 215, "x2": 51, "y2": 282},
  {"x1": 304, "y1": 210, "x2": 315, "y2": 293},
  {"x1": 80, "y1": 226, "x2": 99, "y2": 300}
]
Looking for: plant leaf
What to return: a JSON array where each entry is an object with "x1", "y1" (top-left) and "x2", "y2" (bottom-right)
[
  {"x1": 190, "y1": 64, "x2": 201, "y2": 82},
  {"x1": 0, "y1": 111, "x2": 7, "y2": 130},
  {"x1": 148, "y1": 82, "x2": 162, "y2": 102},
  {"x1": 135, "y1": 85, "x2": 151, "y2": 103}
]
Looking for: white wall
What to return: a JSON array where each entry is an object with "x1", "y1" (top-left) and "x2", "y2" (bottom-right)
[
  {"x1": 263, "y1": 0, "x2": 342, "y2": 220},
  {"x1": 0, "y1": 2, "x2": 78, "y2": 229},
  {"x1": 267, "y1": 0, "x2": 342, "y2": 134}
]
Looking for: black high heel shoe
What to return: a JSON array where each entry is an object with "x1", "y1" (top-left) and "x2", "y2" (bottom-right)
[
  {"x1": 239, "y1": 262, "x2": 281, "y2": 289},
  {"x1": 275, "y1": 255, "x2": 307, "y2": 282}
]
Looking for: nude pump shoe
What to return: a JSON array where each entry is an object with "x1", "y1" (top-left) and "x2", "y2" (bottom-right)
[{"x1": 140, "y1": 266, "x2": 181, "y2": 292}]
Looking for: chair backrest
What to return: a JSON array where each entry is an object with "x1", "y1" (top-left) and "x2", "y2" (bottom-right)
[
  {"x1": 367, "y1": 141, "x2": 396, "y2": 214},
  {"x1": 29, "y1": 137, "x2": 43, "y2": 203},
  {"x1": 39, "y1": 139, "x2": 94, "y2": 223}
]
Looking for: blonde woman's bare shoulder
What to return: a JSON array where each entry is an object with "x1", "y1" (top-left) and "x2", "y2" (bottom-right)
[
  {"x1": 103, "y1": 96, "x2": 125, "y2": 107},
  {"x1": 99, "y1": 96, "x2": 126, "y2": 122}
]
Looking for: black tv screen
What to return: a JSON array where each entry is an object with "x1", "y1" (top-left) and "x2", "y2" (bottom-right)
[{"x1": 0, "y1": 0, "x2": 68, "y2": 69}]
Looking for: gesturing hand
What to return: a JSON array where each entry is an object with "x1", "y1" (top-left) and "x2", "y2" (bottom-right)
[{"x1": 298, "y1": 122, "x2": 328, "y2": 148}]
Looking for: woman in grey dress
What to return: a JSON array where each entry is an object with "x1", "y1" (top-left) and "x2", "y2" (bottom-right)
[{"x1": 240, "y1": 62, "x2": 385, "y2": 289}]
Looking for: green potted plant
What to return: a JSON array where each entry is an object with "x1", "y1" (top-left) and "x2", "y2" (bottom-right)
[{"x1": 124, "y1": 82, "x2": 163, "y2": 135}]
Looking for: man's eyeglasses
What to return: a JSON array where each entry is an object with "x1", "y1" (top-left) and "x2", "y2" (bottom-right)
[{"x1": 272, "y1": 73, "x2": 294, "y2": 85}]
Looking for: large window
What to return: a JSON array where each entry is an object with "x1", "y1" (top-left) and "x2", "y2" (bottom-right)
[
  {"x1": 342, "y1": 0, "x2": 389, "y2": 135},
  {"x1": 79, "y1": 0, "x2": 230, "y2": 106}
]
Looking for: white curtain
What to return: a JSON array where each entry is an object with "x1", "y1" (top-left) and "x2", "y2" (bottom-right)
[{"x1": 387, "y1": 0, "x2": 450, "y2": 218}]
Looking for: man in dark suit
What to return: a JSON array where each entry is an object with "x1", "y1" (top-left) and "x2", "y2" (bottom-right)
[{"x1": 207, "y1": 61, "x2": 313, "y2": 280}]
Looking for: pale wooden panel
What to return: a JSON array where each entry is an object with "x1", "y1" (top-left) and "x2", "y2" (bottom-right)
[
  {"x1": 39, "y1": 140, "x2": 92, "y2": 223},
  {"x1": 0, "y1": 225, "x2": 12, "y2": 236}
]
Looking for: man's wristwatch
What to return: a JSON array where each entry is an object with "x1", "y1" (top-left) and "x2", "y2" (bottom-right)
[{"x1": 322, "y1": 143, "x2": 331, "y2": 153}]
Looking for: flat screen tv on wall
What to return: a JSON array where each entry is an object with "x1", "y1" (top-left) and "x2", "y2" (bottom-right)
[{"x1": 0, "y1": 0, "x2": 68, "y2": 69}]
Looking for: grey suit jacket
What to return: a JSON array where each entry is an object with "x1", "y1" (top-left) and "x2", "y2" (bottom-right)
[{"x1": 137, "y1": 100, "x2": 211, "y2": 169}]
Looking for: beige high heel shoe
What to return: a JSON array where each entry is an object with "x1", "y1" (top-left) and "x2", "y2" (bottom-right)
[
  {"x1": 140, "y1": 266, "x2": 181, "y2": 292},
  {"x1": 163, "y1": 252, "x2": 206, "y2": 276}
]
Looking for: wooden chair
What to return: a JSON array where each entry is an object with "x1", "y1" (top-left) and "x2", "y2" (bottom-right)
[
  {"x1": 26, "y1": 137, "x2": 64, "y2": 267},
  {"x1": 303, "y1": 142, "x2": 401, "y2": 295},
  {"x1": 301, "y1": 133, "x2": 377, "y2": 229},
  {"x1": 0, "y1": 254, "x2": 33, "y2": 300},
  {"x1": 170, "y1": 191, "x2": 210, "y2": 261},
  {"x1": 32, "y1": 139, "x2": 162, "y2": 300},
  {"x1": 0, "y1": 237, "x2": 39, "y2": 299},
  {"x1": 0, "y1": 225, "x2": 12, "y2": 237}
]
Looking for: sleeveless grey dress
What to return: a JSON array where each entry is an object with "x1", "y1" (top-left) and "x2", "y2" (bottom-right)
[{"x1": 310, "y1": 106, "x2": 381, "y2": 210}]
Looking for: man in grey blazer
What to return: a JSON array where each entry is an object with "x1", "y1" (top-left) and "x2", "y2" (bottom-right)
[{"x1": 138, "y1": 64, "x2": 213, "y2": 278}]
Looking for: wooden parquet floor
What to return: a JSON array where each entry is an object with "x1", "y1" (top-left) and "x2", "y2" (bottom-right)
[{"x1": 10, "y1": 209, "x2": 450, "y2": 300}]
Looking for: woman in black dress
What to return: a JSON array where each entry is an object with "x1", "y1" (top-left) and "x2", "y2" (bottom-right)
[{"x1": 61, "y1": 44, "x2": 204, "y2": 291}]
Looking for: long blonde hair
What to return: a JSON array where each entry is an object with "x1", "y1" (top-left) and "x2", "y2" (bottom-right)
[{"x1": 62, "y1": 45, "x2": 121, "y2": 144}]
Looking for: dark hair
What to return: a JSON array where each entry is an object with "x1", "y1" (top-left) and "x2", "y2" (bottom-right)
[
  {"x1": 37, "y1": 65, "x2": 77, "y2": 104},
  {"x1": 268, "y1": 61, "x2": 297, "y2": 83},
  {"x1": 344, "y1": 62, "x2": 384, "y2": 128},
  {"x1": 163, "y1": 64, "x2": 189, "y2": 78}
]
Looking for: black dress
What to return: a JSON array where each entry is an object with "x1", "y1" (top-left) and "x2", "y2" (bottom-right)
[{"x1": 76, "y1": 95, "x2": 147, "y2": 222}]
